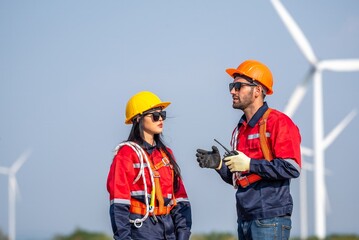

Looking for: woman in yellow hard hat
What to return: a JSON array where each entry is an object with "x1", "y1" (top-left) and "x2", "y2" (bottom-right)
[{"x1": 107, "y1": 91, "x2": 192, "y2": 240}]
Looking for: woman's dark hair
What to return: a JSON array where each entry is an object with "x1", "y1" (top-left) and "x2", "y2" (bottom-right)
[{"x1": 127, "y1": 117, "x2": 182, "y2": 192}]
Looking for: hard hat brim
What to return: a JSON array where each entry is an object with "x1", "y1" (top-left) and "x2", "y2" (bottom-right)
[
  {"x1": 225, "y1": 68, "x2": 240, "y2": 78},
  {"x1": 125, "y1": 101, "x2": 171, "y2": 124}
]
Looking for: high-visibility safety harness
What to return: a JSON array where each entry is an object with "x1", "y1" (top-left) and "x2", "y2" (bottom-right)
[
  {"x1": 233, "y1": 108, "x2": 274, "y2": 188},
  {"x1": 114, "y1": 141, "x2": 176, "y2": 228}
]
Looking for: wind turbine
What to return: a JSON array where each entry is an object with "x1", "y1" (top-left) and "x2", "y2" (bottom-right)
[
  {"x1": 0, "y1": 150, "x2": 31, "y2": 240},
  {"x1": 270, "y1": 0, "x2": 359, "y2": 239},
  {"x1": 298, "y1": 111, "x2": 355, "y2": 240}
]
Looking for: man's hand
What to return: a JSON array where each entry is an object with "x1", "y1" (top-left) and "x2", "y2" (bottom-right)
[
  {"x1": 223, "y1": 151, "x2": 251, "y2": 172},
  {"x1": 196, "y1": 146, "x2": 222, "y2": 169}
]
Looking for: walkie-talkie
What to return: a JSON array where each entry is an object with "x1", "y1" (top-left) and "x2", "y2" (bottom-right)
[{"x1": 214, "y1": 139, "x2": 238, "y2": 157}]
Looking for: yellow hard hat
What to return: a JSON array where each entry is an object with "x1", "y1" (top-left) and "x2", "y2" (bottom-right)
[
  {"x1": 226, "y1": 60, "x2": 273, "y2": 95},
  {"x1": 125, "y1": 91, "x2": 171, "y2": 124}
]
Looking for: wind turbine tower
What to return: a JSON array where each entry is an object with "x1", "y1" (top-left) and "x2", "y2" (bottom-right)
[
  {"x1": 0, "y1": 150, "x2": 31, "y2": 240},
  {"x1": 298, "y1": 109, "x2": 355, "y2": 240},
  {"x1": 270, "y1": 0, "x2": 359, "y2": 239}
]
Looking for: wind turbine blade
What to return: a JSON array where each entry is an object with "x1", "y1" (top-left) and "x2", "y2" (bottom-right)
[
  {"x1": 11, "y1": 149, "x2": 32, "y2": 173},
  {"x1": 318, "y1": 59, "x2": 359, "y2": 71},
  {"x1": 323, "y1": 110, "x2": 357, "y2": 150},
  {"x1": 301, "y1": 146, "x2": 313, "y2": 157},
  {"x1": 284, "y1": 69, "x2": 313, "y2": 117},
  {"x1": 284, "y1": 84, "x2": 307, "y2": 118},
  {"x1": 302, "y1": 160, "x2": 313, "y2": 171},
  {"x1": 270, "y1": 0, "x2": 317, "y2": 64}
]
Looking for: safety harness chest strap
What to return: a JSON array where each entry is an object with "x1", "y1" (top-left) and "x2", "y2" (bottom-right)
[
  {"x1": 236, "y1": 108, "x2": 273, "y2": 188},
  {"x1": 129, "y1": 149, "x2": 176, "y2": 216}
]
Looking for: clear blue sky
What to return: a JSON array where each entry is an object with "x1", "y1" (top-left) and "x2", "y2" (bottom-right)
[{"x1": 1, "y1": 1, "x2": 359, "y2": 239}]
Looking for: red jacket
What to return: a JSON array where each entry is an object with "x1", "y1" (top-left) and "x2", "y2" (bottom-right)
[
  {"x1": 107, "y1": 142, "x2": 191, "y2": 240},
  {"x1": 218, "y1": 102, "x2": 301, "y2": 220},
  {"x1": 231, "y1": 107, "x2": 301, "y2": 166}
]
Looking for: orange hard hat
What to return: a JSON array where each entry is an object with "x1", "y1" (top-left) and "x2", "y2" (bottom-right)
[{"x1": 226, "y1": 60, "x2": 273, "y2": 95}]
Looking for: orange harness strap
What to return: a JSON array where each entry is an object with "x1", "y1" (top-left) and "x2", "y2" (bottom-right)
[
  {"x1": 130, "y1": 198, "x2": 172, "y2": 216},
  {"x1": 129, "y1": 149, "x2": 176, "y2": 216},
  {"x1": 236, "y1": 108, "x2": 273, "y2": 188},
  {"x1": 151, "y1": 152, "x2": 168, "y2": 214}
]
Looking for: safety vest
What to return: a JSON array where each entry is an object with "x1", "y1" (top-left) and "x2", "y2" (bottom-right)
[
  {"x1": 130, "y1": 149, "x2": 177, "y2": 216},
  {"x1": 235, "y1": 108, "x2": 274, "y2": 188}
]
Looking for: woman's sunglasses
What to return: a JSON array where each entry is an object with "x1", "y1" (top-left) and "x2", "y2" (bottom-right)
[
  {"x1": 145, "y1": 111, "x2": 167, "y2": 122},
  {"x1": 229, "y1": 82, "x2": 257, "y2": 92}
]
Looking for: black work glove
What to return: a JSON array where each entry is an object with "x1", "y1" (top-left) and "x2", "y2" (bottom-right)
[{"x1": 196, "y1": 146, "x2": 222, "y2": 169}]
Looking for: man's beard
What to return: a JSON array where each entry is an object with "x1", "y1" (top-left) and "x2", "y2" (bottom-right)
[
  {"x1": 232, "y1": 102, "x2": 247, "y2": 110},
  {"x1": 232, "y1": 90, "x2": 253, "y2": 110}
]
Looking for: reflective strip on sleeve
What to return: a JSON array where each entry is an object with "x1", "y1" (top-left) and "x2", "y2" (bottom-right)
[
  {"x1": 175, "y1": 197, "x2": 190, "y2": 203},
  {"x1": 248, "y1": 132, "x2": 271, "y2": 140},
  {"x1": 110, "y1": 198, "x2": 131, "y2": 205},
  {"x1": 285, "y1": 158, "x2": 301, "y2": 173},
  {"x1": 130, "y1": 190, "x2": 146, "y2": 197}
]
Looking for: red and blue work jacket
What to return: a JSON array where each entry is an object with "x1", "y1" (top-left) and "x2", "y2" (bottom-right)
[
  {"x1": 107, "y1": 141, "x2": 192, "y2": 240},
  {"x1": 217, "y1": 102, "x2": 301, "y2": 221}
]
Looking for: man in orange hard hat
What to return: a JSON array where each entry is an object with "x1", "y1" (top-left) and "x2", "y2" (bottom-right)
[{"x1": 196, "y1": 60, "x2": 302, "y2": 240}]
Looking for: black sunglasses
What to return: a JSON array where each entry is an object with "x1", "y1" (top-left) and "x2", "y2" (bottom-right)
[
  {"x1": 229, "y1": 82, "x2": 257, "y2": 92},
  {"x1": 145, "y1": 111, "x2": 167, "y2": 122}
]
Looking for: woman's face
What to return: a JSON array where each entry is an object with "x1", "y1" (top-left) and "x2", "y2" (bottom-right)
[{"x1": 142, "y1": 109, "x2": 166, "y2": 137}]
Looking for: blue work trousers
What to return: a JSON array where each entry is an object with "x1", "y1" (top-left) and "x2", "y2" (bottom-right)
[{"x1": 237, "y1": 216, "x2": 292, "y2": 240}]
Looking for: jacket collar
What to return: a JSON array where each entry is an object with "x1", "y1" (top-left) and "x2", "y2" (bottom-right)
[
  {"x1": 142, "y1": 140, "x2": 157, "y2": 154},
  {"x1": 238, "y1": 102, "x2": 269, "y2": 128}
]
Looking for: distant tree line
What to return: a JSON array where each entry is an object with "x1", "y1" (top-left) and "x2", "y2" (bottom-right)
[
  {"x1": 52, "y1": 229, "x2": 359, "y2": 240},
  {"x1": 190, "y1": 233, "x2": 359, "y2": 240},
  {"x1": 190, "y1": 232, "x2": 237, "y2": 240},
  {"x1": 1, "y1": 227, "x2": 359, "y2": 240},
  {"x1": 290, "y1": 235, "x2": 359, "y2": 240},
  {"x1": 52, "y1": 228, "x2": 111, "y2": 240}
]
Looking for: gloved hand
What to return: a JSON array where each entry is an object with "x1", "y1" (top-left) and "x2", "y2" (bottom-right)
[
  {"x1": 223, "y1": 151, "x2": 251, "y2": 172},
  {"x1": 196, "y1": 146, "x2": 222, "y2": 169}
]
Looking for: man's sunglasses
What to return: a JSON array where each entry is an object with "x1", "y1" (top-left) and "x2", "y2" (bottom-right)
[
  {"x1": 145, "y1": 111, "x2": 167, "y2": 122},
  {"x1": 229, "y1": 82, "x2": 257, "y2": 92}
]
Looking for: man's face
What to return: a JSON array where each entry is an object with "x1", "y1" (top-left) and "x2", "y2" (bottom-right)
[{"x1": 229, "y1": 76, "x2": 257, "y2": 110}]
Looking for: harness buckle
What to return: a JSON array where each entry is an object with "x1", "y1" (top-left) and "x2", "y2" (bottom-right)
[
  {"x1": 238, "y1": 176, "x2": 250, "y2": 188},
  {"x1": 161, "y1": 157, "x2": 170, "y2": 166},
  {"x1": 153, "y1": 170, "x2": 160, "y2": 178},
  {"x1": 133, "y1": 218, "x2": 143, "y2": 228}
]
